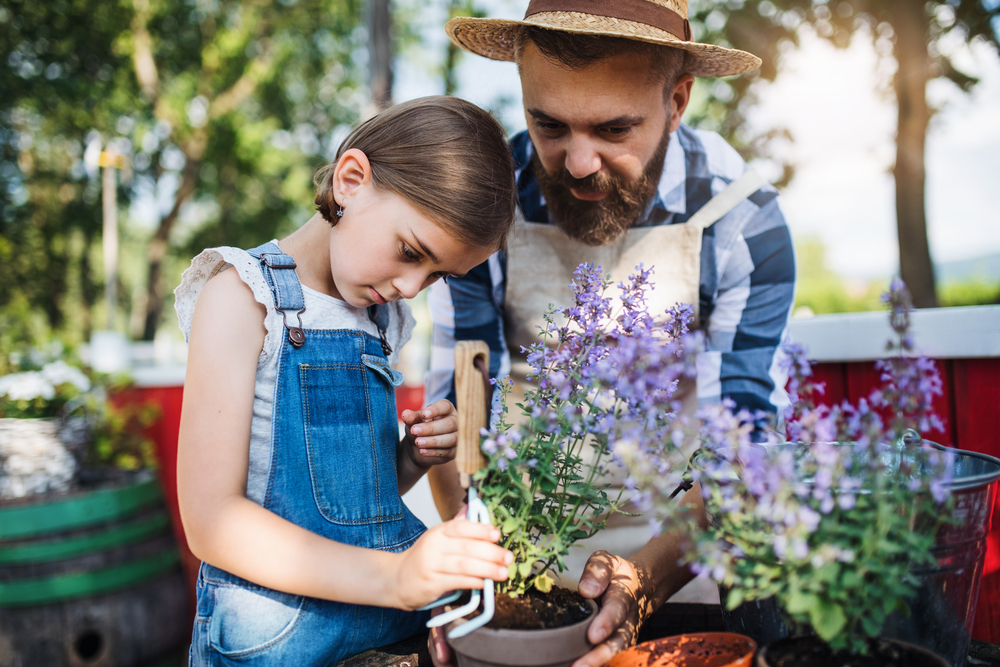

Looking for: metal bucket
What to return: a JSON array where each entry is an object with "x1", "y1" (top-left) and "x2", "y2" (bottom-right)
[{"x1": 720, "y1": 443, "x2": 1000, "y2": 667}]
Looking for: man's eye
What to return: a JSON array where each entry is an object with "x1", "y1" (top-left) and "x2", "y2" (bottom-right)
[
  {"x1": 603, "y1": 126, "x2": 631, "y2": 136},
  {"x1": 535, "y1": 120, "x2": 563, "y2": 132}
]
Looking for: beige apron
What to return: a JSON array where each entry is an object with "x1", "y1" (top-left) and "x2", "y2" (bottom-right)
[{"x1": 503, "y1": 170, "x2": 766, "y2": 587}]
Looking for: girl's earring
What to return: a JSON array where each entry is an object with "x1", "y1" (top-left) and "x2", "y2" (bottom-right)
[{"x1": 336, "y1": 204, "x2": 344, "y2": 218}]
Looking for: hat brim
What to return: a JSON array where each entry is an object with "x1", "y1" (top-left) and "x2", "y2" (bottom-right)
[{"x1": 446, "y1": 14, "x2": 762, "y2": 79}]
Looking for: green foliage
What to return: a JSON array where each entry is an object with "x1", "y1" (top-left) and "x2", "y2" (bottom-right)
[
  {"x1": 87, "y1": 398, "x2": 160, "y2": 470},
  {"x1": 939, "y1": 280, "x2": 1000, "y2": 307}
]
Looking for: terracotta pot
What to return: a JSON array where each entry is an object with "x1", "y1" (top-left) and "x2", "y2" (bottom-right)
[
  {"x1": 755, "y1": 635, "x2": 950, "y2": 667},
  {"x1": 606, "y1": 632, "x2": 756, "y2": 667},
  {"x1": 447, "y1": 598, "x2": 597, "y2": 667}
]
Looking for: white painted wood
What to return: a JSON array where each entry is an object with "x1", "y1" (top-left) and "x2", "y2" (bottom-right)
[{"x1": 787, "y1": 305, "x2": 1000, "y2": 361}]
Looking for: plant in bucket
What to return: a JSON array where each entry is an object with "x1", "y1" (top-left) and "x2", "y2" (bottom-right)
[
  {"x1": 618, "y1": 279, "x2": 981, "y2": 667},
  {"x1": 432, "y1": 264, "x2": 719, "y2": 667},
  {"x1": 0, "y1": 351, "x2": 161, "y2": 500}
]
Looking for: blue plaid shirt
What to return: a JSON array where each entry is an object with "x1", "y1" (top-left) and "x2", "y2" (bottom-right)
[{"x1": 426, "y1": 124, "x2": 797, "y2": 416}]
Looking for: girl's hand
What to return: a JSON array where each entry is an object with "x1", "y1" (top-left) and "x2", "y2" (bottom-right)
[
  {"x1": 401, "y1": 399, "x2": 458, "y2": 468},
  {"x1": 393, "y1": 515, "x2": 512, "y2": 611}
]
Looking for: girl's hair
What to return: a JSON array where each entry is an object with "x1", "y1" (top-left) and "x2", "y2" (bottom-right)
[{"x1": 315, "y1": 96, "x2": 516, "y2": 251}]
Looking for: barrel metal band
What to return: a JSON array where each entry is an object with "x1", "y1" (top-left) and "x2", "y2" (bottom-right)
[
  {"x1": 0, "y1": 511, "x2": 170, "y2": 565},
  {"x1": 0, "y1": 548, "x2": 180, "y2": 607},
  {"x1": 0, "y1": 479, "x2": 162, "y2": 541}
]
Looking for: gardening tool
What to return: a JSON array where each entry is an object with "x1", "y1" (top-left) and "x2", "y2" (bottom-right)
[{"x1": 423, "y1": 340, "x2": 496, "y2": 639}]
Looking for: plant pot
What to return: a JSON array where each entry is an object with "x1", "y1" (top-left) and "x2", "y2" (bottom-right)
[
  {"x1": 447, "y1": 598, "x2": 598, "y2": 667},
  {"x1": 607, "y1": 632, "x2": 756, "y2": 667},
  {"x1": 756, "y1": 635, "x2": 950, "y2": 667}
]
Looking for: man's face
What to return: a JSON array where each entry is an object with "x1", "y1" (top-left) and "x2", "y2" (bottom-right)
[{"x1": 519, "y1": 42, "x2": 673, "y2": 245}]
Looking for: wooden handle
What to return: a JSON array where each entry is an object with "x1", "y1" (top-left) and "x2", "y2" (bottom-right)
[{"x1": 455, "y1": 340, "x2": 490, "y2": 488}]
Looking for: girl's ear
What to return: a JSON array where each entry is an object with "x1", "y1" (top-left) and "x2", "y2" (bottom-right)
[{"x1": 332, "y1": 148, "x2": 372, "y2": 208}]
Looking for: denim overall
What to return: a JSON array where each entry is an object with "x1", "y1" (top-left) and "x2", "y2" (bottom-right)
[{"x1": 189, "y1": 243, "x2": 428, "y2": 666}]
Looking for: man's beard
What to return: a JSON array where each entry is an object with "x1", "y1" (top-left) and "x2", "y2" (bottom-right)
[{"x1": 532, "y1": 123, "x2": 671, "y2": 246}]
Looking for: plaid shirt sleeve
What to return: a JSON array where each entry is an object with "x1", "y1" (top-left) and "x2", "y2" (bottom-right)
[
  {"x1": 683, "y1": 130, "x2": 796, "y2": 417},
  {"x1": 425, "y1": 254, "x2": 509, "y2": 405}
]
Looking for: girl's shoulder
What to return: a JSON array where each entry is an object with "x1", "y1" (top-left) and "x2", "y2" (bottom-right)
[{"x1": 174, "y1": 245, "x2": 282, "y2": 351}]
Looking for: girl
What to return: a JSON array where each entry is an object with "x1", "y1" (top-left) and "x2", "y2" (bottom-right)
[{"x1": 174, "y1": 96, "x2": 516, "y2": 666}]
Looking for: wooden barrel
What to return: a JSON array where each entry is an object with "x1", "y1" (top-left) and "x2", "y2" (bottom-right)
[{"x1": 0, "y1": 472, "x2": 189, "y2": 666}]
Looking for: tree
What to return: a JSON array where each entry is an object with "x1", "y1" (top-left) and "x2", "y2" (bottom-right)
[
  {"x1": 126, "y1": 0, "x2": 368, "y2": 338},
  {"x1": 1, "y1": 0, "x2": 372, "y2": 347},
  {"x1": 688, "y1": 0, "x2": 999, "y2": 307}
]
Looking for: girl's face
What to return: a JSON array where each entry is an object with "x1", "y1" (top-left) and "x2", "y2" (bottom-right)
[{"x1": 328, "y1": 183, "x2": 492, "y2": 308}]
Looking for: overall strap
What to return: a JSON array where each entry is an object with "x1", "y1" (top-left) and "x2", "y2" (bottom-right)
[
  {"x1": 687, "y1": 170, "x2": 769, "y2": 231},
  {"x1": 247, "y1": 242, "x2": 307, "y2": 348}
]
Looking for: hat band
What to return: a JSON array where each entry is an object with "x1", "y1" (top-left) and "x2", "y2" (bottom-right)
[{"x1": 525, "y1": 0, "x2": 692, "y2": 42}]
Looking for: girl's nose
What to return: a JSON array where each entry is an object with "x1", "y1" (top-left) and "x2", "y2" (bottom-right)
[
  {"x1": 393, "y1": 273, "x2": 423, "y2": 300},
  {"x1": 564, "y1": 136, "x2": 602, "y2": 180}
]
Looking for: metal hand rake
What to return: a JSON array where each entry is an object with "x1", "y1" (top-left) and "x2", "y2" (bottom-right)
[{"x1": 422, "y1": 340, "x2": 496, "y2": 639}]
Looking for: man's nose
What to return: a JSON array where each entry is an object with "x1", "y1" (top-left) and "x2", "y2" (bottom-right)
[{"x1": 564, "y1": 136, "x2": 602, "y2": 180}]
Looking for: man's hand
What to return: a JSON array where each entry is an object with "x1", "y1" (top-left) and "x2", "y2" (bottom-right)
[
  {"x1": 428, "y1": 620, "x2": 453, "y2": 667},
  {"x1": 572, "y1": 551, "x2": 656, "y2": 667},
  {"x1": 401, "y1": 399, "x2": 458, "y2": 468}
]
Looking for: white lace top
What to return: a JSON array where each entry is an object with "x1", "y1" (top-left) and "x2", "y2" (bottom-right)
[{"x1": 174, "y1": 244, "x2": 415, "y2": 503}]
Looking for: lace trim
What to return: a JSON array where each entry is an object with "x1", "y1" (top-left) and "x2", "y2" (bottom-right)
[{"x1": 174, "y1": 245, "x2": 282, "y2": 360}]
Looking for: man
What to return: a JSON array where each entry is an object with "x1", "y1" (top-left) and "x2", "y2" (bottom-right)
[{"x1": 426, "y1": 1, "x2": 796, "y2": 664}]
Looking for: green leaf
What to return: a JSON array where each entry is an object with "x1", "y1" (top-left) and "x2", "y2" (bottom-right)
[
  {"x1": 785, "y1": 591, "x2": 820, "y2": 615},
  {"x1": 533, "y1": 573, "x2": 554, "y2": 593},
  {"x1": 517, "y1": 560, "x2": 534, "y2": 578},
  {"x1": 810, "y1": 602, "x2": 847, "y2": 642},
  {"x1": 861, "y1": 614, "x2": 883, "y2": 637},
  {"x1": 725, "y1": 588, "x2": 745, "y2": 610}
]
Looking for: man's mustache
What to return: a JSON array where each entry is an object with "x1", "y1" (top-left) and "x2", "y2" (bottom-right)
[{"x1": 557, "y1": 170, "x2": 619, "y2": 195}]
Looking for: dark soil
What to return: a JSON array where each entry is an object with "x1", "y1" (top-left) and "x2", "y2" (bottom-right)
[
  {"x1": 763, "y1": 636, "x2": 947, "y2": 667},
  {"x1": 484, "y1": 585, "x2": 593, "y2": 630}
]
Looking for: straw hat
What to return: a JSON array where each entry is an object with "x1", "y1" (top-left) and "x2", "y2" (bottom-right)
[{"x1": 445, "y1": 0, "x2": 761, "y2": 78}]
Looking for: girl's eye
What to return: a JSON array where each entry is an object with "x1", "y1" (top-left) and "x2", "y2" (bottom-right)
[{"x1": 401, "y1": 243, "x2": 419, "y2": 260}]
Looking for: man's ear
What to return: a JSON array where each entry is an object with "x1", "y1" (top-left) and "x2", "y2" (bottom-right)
[
  {"x1": 668, "y1": 74, "x2": 695, "y2": 134},
  {"x1": 332, "y1": 148, "x2": 373, "y2": 207}
]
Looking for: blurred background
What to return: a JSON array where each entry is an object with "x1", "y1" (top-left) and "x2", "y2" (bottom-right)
[{"x1": 1, "y1": 0, "x2": 998, "y2": 365}]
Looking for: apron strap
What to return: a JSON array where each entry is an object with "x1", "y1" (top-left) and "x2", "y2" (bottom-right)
[{"x1": 686, "y1": 170, "x2": 769, "y2": 231}]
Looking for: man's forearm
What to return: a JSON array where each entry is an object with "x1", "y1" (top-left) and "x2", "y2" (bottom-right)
[{"x1": 627, "y1": 484, "x2": 707, "y2": 616}]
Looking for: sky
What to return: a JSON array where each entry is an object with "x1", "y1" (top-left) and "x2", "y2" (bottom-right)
[{"x1": 396, "y1": 0, "x2": 1000, "y2": 280}]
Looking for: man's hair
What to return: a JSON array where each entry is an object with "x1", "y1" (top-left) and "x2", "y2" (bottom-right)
[
  {"x1": 315, "y1": 96, "x2": 516, "y2": 251},
  {"x1": 513, "y1": 26, "x2": 690, "y2": 97}
]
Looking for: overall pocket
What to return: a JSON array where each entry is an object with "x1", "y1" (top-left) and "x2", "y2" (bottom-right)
[
  {"x1": 204, "y1": 574, "x2": 306, "y2": 659},
  {"x1": 300, "y1": 358, "x2": 402, "y2": 525}
]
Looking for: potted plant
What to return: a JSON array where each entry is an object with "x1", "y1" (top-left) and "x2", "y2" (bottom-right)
[
  {"x1": 0, "y1": 352, "x2": 160, "y2": 499},
  {"x1": 0, "y1": 357, "x2": 92, "y2": 499},
  {"x1": 620, "y1": 280, "x2": 972, "y2": 666},
  {"x1": 446, "y1": 264, "x2": 738, "y2": 667}
]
